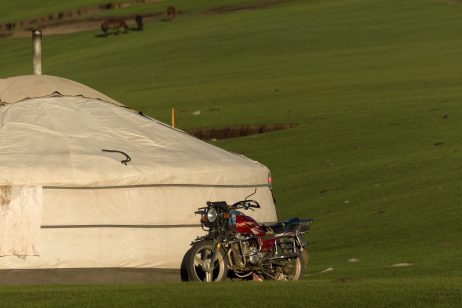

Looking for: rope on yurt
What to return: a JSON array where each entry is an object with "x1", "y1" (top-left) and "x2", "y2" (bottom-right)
[{"x1": 102, "y1": 149, "x2": 131, "y2": 165}]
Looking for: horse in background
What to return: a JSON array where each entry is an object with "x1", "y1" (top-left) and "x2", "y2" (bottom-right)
[
  {"x1": 101, "y1": 18, "x2": 128, "y2": 36},
  {"x1": 166, "y1": 6, "x2": 177, "y2": 20},
  {"x1": 135, "y1": 15, "x2": 144, "y2": 31}
]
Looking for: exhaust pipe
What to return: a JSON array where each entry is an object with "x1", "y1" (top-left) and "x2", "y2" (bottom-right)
[{"x1": 32, "y1": 29, "x2": 42, "y2": 75}]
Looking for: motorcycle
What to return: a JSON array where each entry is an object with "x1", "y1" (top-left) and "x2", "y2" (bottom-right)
[{"x1": 186, "y1": 192, "x2": 313, "y2": 282}]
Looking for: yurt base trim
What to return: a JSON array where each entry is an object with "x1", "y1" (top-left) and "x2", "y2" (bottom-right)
[
  {"x1": 43, "y1": 184, "x2": 270, "y2": 190},
  {"x1": 40, "y1": 224, "x2": 202, "y2": 229},
  {"x1": 40, "y1": 222, "x2": 277, "y2": 229},
  {"x1": 0, "y1": 268, "x2": 184, "y2": 284}
]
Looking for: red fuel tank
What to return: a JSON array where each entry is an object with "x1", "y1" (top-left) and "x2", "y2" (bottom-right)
[
  {"x1": 229, "y1": 211, "x2": 275, "y2": 252},
  {"x1": 230, "y1": 211, "x2": 265, "y2": 236}
]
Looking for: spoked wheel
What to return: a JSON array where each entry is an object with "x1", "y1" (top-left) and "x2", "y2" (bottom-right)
[
  {"x1": 281, "y1": 250, "x2": 308, "y2": 280},
  {"x1": 186, "y1": 240, "x2": 228, "y2": 282}
]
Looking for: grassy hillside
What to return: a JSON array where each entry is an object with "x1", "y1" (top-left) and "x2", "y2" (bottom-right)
[{"x1": 1, "y1": 0, "x2": 461, "y2": 305}]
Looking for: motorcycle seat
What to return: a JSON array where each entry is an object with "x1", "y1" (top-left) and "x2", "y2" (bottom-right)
[
  {"x1": 262, "y1": 218, "x2": 302, "y2": 234},
  {"x1": 261, "y1": 223, "x2": 284, "y2": 234}
]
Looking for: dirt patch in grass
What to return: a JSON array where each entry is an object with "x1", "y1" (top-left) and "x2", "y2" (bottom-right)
[
  {"x1": 187, "y1": 123, "x2": 297, "y2": 140},
  {"x1": 208, "y1": 0, "x2": 294, "y2": 14},
  {"x1": 35, "y1": 12, "x2": 163, "y2": 37}
]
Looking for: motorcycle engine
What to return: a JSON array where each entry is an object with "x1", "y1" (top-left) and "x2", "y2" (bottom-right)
[
  {"x1": 241, "y1": 239, "x2": 261, "y2": 265},
  {"x1": 230, "y1": 236, "x2": 262, "y2": 269},
  {"x1": 248, "y1": 247, "x2": 259, "y2": 264}
]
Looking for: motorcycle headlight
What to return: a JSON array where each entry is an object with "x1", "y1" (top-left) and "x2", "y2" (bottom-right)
[{"x1": 207, "y1": 208, "x2": 218, "y2": 223}]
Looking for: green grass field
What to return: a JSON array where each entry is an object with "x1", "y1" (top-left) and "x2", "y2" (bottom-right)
[
  {"x1": 0, "y1": 278, "x2": 460, "y2": 307},
  {"x1": 1, "y1": 0, "x2": 462, "y2": 306}
]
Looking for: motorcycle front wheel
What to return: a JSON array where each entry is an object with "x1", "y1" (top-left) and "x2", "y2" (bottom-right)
[{"x1": 186, "y1": 240, "x2": 228, "y2": 282}]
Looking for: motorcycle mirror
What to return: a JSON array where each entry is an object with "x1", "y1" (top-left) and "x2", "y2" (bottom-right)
[{"x1": 244, "y1": 188, "x2": 257, "y2": 201}]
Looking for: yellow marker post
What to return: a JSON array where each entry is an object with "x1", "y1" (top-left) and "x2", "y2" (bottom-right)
[{"x1": 171, "y1": 107, "x2": 175, "y2": 128}]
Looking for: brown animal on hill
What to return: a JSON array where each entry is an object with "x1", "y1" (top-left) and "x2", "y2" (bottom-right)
[
  {"x1": 101, "y1": 18, "x2": 128, "y2": 36},
  {"x1": 166, "y1": 6, "x2": 176, "y2": 20}
]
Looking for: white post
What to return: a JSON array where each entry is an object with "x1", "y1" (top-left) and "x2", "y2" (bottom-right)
[{"x1": 32, "y1": 29, "x2": 42, "y2": 75}]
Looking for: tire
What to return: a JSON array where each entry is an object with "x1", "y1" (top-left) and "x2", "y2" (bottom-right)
[
  {"x1": 186, "y1": 240, "x2": 228, "y2": 282},
  {"x1": 282, "y1": 251, "x2": 307, "y2": 280}
]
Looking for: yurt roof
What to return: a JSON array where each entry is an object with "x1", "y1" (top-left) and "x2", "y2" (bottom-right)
[
  {"x1": 0, "y1": 75, "x2": 121, "y2": 106},
  {"x1": 0, "y1": 75, "x2": 269, "y2": 188}
]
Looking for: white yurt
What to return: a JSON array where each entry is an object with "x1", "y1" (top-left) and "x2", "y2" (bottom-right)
[{"x1": 0, "y1": 75, "x2": 277, "y2": 283}]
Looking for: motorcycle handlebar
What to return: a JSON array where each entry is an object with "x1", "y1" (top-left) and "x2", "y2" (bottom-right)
[{"x1": 231, "y1": 200, "x2": 261, "y2": 210}]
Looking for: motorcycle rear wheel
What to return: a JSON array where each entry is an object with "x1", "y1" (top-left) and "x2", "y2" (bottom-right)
[
  {"x1": 281, "y1": 251, "x2": 307, "y2": 280},
  {"x1": 186, "y1": 240, "x2": 228, "y2": 282}
]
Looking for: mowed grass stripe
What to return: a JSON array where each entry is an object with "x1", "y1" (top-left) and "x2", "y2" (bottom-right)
[{"x1": 0, "y1": 278, "x2": 460, "y2": 307}]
